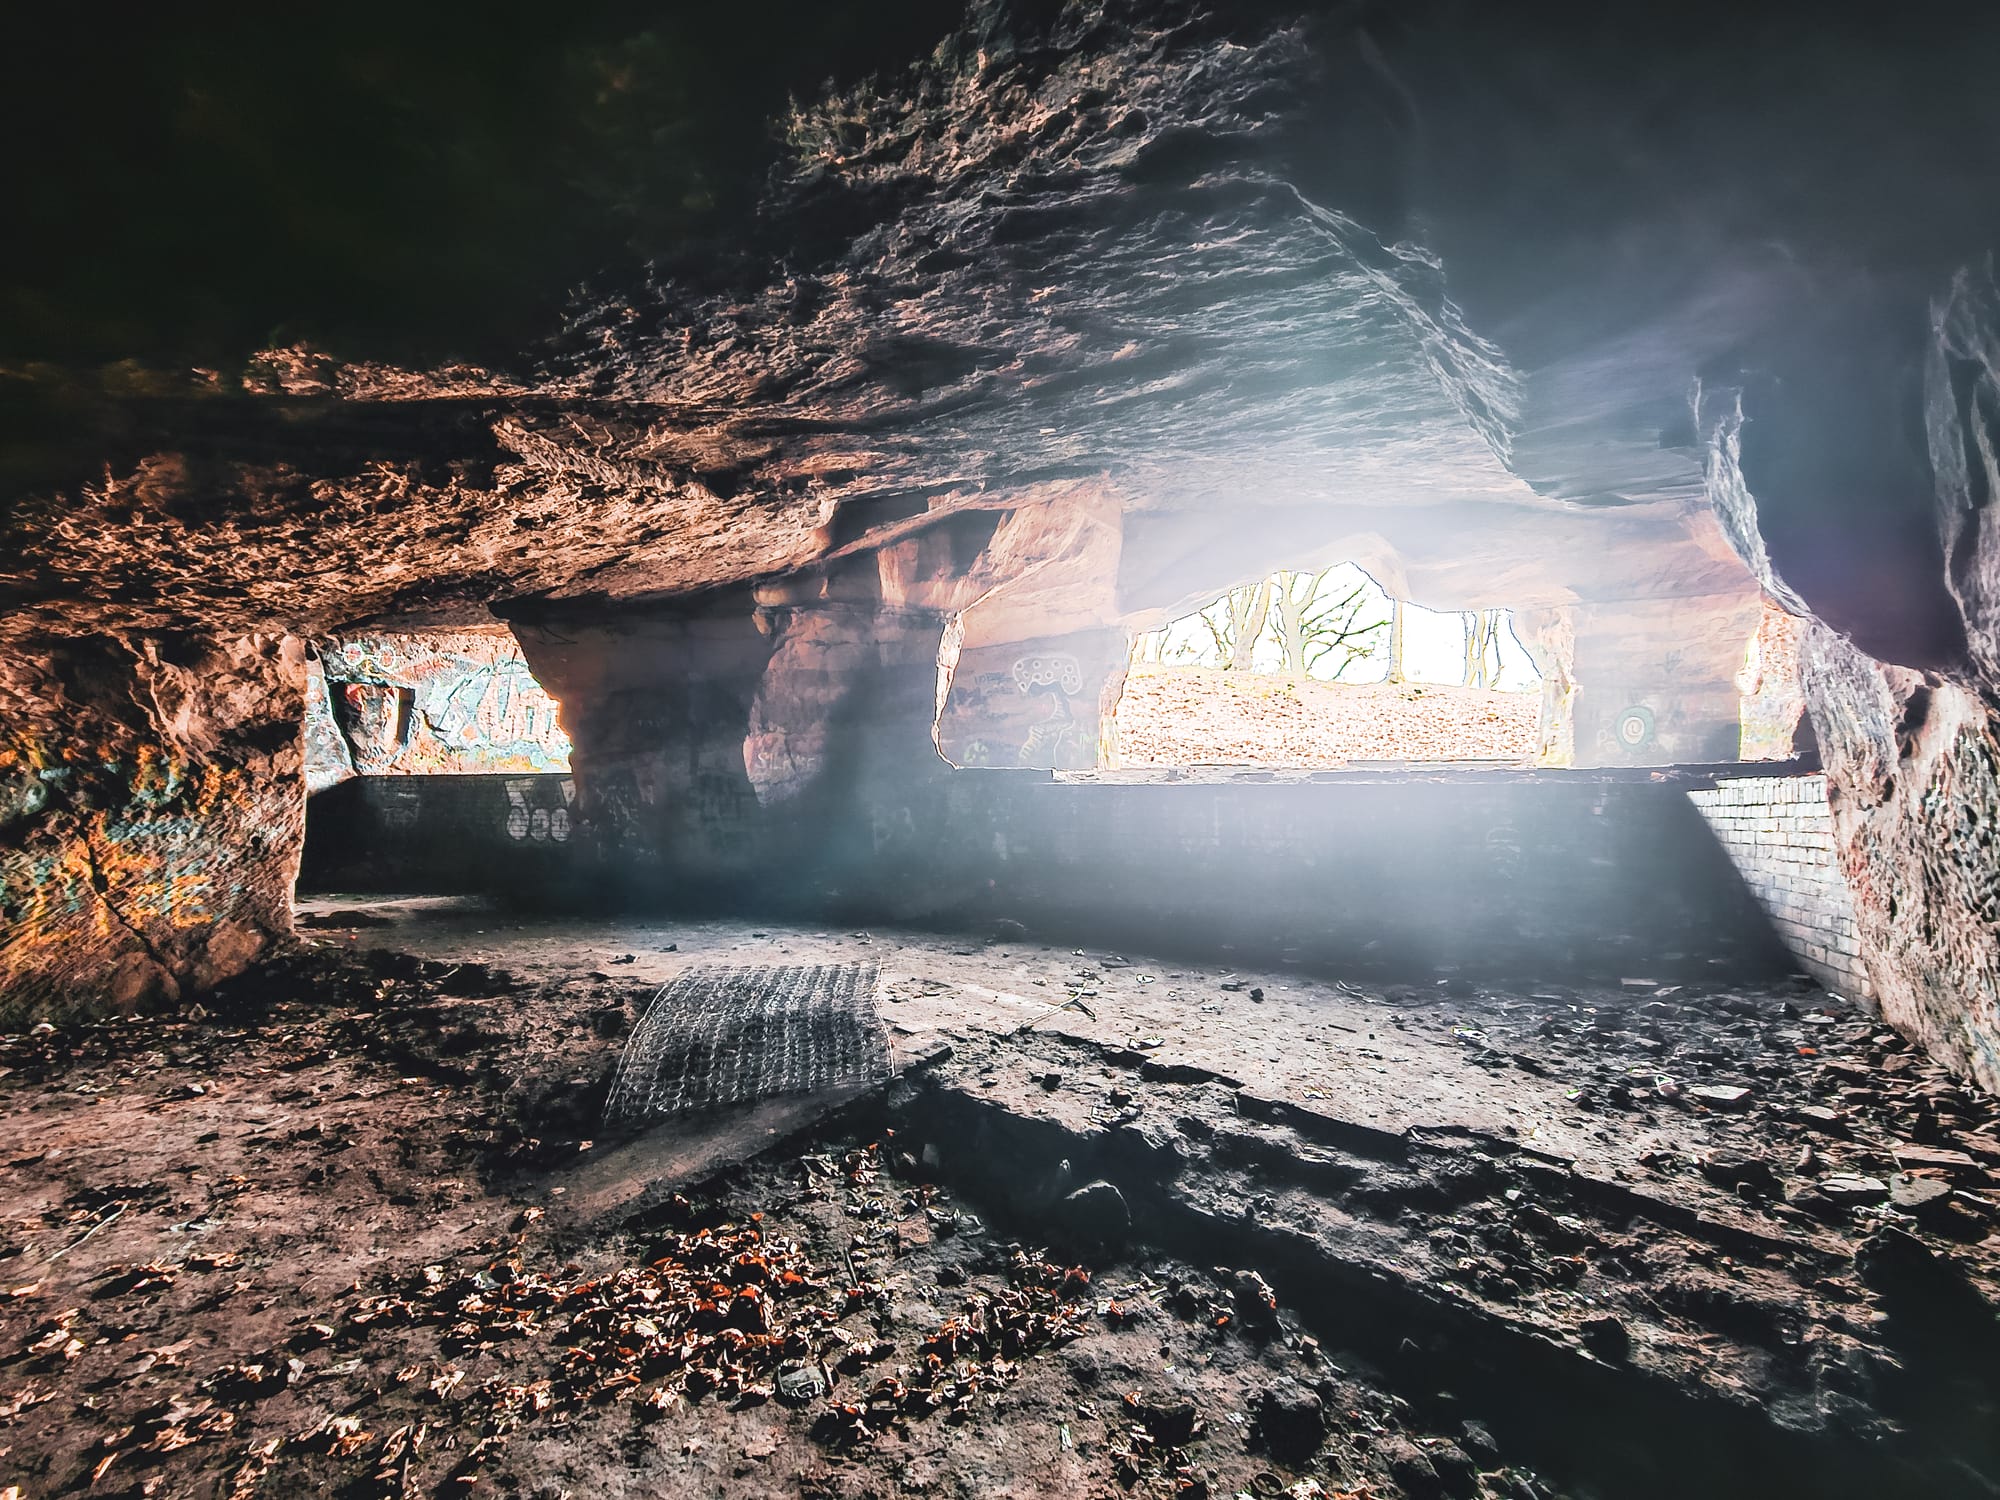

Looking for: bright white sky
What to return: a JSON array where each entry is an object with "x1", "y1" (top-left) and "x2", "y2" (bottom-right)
[{"x1": 1149, "y1": 561, "x2": 1541, "y2": 691}]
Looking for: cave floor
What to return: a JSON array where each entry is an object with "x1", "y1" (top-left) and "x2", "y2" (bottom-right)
[{"x1": 0, "y1": 897, "x2": 1997, "y2": 1498}]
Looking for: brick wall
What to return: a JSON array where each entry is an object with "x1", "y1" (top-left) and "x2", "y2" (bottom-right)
[
  {"x1": 300, "y1": 775, "x2": 578, "y2": 894},
  {"x1": 306, "y1": 769, "x2": 1795, "y2": 986},
  {"x1": 1687, "y1": 774, "x2": 1870, "y2": 1001}
]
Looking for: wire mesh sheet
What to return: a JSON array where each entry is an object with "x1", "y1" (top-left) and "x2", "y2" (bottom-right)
[{"x1": 601, "y1": 963, "x2": 889, "y2": 1130}]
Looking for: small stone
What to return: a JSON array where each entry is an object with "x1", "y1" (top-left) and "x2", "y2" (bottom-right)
[
  {"x1": 1257, "y1": 1380, "x2": 1327, "y2": 1460},
  {"x1": 1889, "y1": 1173, "x2": 1953, "y2": 1212},
  {"x1": 1699, "y1": 1150, "x2": 1781, "y2": 1197},
  {"x1": 1057, "y1": 1179, "x2": 1130, "y2": 1247},
  {"x1": 1792, "y1": 1105, "x2": 1847, "y2": 1134},
  {"x1": 1459, "y1": 1419, "x2": 1500, "y2": 1464},
  {"x1": 1688, "y1": 1084, "x2": 1752, "y2": 1110},
  {"x1": 1232, "y1": 1269, "x2": 1279, "y2": 1329},
  {"x1": 1249, "y1": 987, "x2": 1265, "y2": 1003},
  {"x1": 1040, "y1": 1071, "x2": 1062, "y2": 1091},
  {"x1": 1819, "y1": 1174, "x2": 1890, "y2": 1206},
  {"x1": 1379, "y1": 1436, "x2": 1445, "y2": 1499},
  {"x1": 1425, "y1": 1440, "x2": 1482, "y2": 1500}
]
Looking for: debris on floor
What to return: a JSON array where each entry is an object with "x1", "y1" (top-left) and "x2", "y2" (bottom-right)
[{"x1": 1, "y1": 932, "x2": 1996, "y2": 1498}]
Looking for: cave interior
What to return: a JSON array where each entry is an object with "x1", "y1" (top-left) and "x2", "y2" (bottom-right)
[{"x1": 4, "y1": 3, "x2": 2000, "y2": 1497}]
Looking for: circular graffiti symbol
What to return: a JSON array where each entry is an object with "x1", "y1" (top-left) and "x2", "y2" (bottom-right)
[{"x1": 1613, "y1": 705, "x2": 1656, "y2": 749}]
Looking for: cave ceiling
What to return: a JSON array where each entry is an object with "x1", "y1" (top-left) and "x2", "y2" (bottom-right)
[{"x1": 5, "y1": 0, "x2": 1999, "y2": 660}]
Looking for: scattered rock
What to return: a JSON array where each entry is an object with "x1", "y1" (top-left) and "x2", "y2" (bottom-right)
[
  {"x1": 1425, "y1": 1440, "x2": 1482, "y2": 1499},
  {"x1": 1819, "y1": 1174, "x2": 1890, "y2": 1206},
  {"x1": 1256, "y1": 1379, "x2": 1326, "y2": 1460},
  {"x1": 1231, "y1": 1269, "x2": 1279, "y2": 1331},
  {"x1": 1578, "y1": 1315, "x2": 1630, "y2": 1362},
  {"x1": 1699, "y1": 1150, "x2": 1782, "y2": 1197},
  {"x1": 1892, "y1": 1143, "x2": 1980, "y2": 1181},
  {"x1": 1688, "y1": 1084, "x2": 1752, "y2": 1110},
  {"x1": 1791, "y1": 1105, "x2": 1848, "y2": 1134},
  {"x1": 1889, "y1": 1174, "x2": 1953, "y2": 1213},
  {"x1": 1379, "y1": 1436, "x2": 1445, "y2": 1499},
  {"x1": 1057, "y1": 1180, "x2": 1130, "y2": 1248},
  {"x1": 1459, "y1": 1419, "x2": 1500, "y2": 1464},
  {"x1": 1955, "y1": 1133, "x2": 2000, "y2": 1164}
]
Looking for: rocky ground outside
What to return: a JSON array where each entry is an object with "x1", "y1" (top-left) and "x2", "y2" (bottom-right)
[{"x1": 1112, "y1": 668, "x2": 1541, "y2": 768}]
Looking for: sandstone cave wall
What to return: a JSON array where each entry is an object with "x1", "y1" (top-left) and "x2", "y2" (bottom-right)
[
  {"x1": 1704, "y1": 260, "x2": 2000, "y2": 1093},
  {"x1": 0, "y1": 634, "x2": 307, "y2": 1022}
]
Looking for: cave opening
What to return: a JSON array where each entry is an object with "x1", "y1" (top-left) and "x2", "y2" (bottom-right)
[
  {"x1": 298, "y1": 623, "x2": 578, "y2": 898},
  {"x1": 1108, "y1": 563, "x2": 1548, "y2": 769}
]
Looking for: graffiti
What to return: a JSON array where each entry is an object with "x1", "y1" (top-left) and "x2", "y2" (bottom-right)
[
  {"x1": 376, "y1": 781, "x2": 423, "y2": 830},
  {"x1": 1013, "y1": 653, "x2": 1092, "y2": 769},
  {"x1": 1011, "y1": 655, "x2": 1085, "y2": 695},
  {"x1": 1611, "y1": 704, "x2": 1657, "y2": 750},
  {"x1": 1, "y1": 747, "x2": 281, "y2": 998},
  {"x1": 504, "y1": 778, "x2": 575, "y2": 843},
  {"x1": 305, "y1": 629, "x2": 573, "y2": 784}
]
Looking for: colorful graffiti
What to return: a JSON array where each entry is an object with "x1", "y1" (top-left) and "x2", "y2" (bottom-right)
[
  {"x1": 1, "y1": 740, "x2": 296, "y2": 1014},
  {"x1": 305, "y1": 628, "x2": 573, "y2": 784}
]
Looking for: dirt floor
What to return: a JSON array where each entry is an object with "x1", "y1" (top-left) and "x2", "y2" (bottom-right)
[
  {"x1": 3, "y1": 896, "x2": 1998, "y2": 1498},
  {"x1": 1111, "y1": 668, "x2": 1541, "y2": 768}
]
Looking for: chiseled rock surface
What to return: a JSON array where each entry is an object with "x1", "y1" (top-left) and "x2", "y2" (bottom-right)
[
  {"x1": 0, "y1": 634, "x2": 306, "y2": 1020},
  {"x1": 1802, "y1": 626, "x2": 2000, "y2": 1094}
]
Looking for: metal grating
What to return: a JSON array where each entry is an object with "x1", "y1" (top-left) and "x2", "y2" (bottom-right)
[{"x1": 601, "y1": 963, "x2": 889, "y2": 1130}]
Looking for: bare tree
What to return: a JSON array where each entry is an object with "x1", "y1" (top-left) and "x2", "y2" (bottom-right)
[
  {"x1": 1200, "y1": 581, "x2": 1274, "y2": 671},
  {"x1": 1463, "y1": 609, "x2": 1503, "y2": 688},
  {"x1": 1385, "y1": 598, "x2": 1407, "y2": 684},
  {"x1": 1272, "y1": 569, "x2": 1388, "y2": 680}
]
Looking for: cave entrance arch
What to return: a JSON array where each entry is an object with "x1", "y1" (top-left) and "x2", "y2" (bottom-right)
[{"x1": 298, "y1": 623, "x2": 577, "y2": 895}]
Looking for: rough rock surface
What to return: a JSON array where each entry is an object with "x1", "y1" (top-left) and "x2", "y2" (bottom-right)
[
  {"x1": 1801, "y1": 627, "x2": 2000, "y2": 1092},
  {"x1": 1707, "y1": 254, "x2": 2000, "y2": 1094},
  {"x1": 0, "y1": 634, "x2": 305, "y2": 1019}
]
